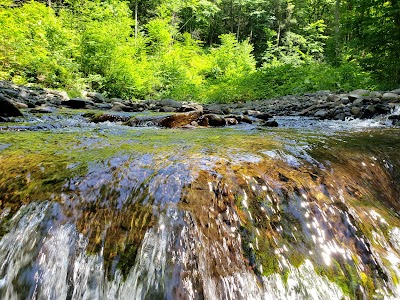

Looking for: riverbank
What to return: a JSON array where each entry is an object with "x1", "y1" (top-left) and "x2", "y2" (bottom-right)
[{"x1": 1, "y1": 80, "x2": 400, "y2": 128}]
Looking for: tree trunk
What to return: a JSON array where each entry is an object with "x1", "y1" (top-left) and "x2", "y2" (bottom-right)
[
  {"x1": 334, "y1": 0, "x2": 340, "y2": 63},
  {"x1": 134, "y1": 0, "x2": 138, "y2": 40}
]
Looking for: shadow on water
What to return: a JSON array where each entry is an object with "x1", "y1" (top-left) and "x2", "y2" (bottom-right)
[{"x1": 0, "y1": 113, "x2": 400, "y2": 299}]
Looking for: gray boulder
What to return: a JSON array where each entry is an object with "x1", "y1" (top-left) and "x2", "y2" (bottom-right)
[
  {"x1": 382, "y1": 93, "x2": 399, "y2": 101},
  {"x1": 351, "y1": 107, "x2": 362, "y2": 116},
  {"x1": 390, "y1": 89, "x2": 400, "y2": 95},
  {"x1": 86, "y1": 92, "x2": 107, "y2": 103},
  {"x1": 314, "y1": 109, "x2": 328, "y2": 119},
  {"x1": 160, "y1": 99, "x2": 182, "y2": 109}
]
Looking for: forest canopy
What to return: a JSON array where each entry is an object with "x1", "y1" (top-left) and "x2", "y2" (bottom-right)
[{"x1": 0, "y1": 0, "x2": 399, "y2": 102}]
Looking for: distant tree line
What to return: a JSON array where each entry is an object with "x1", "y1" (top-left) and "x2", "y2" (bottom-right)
[{"x1": 0, "y1": 0, "x2": 398, "y2": 102}]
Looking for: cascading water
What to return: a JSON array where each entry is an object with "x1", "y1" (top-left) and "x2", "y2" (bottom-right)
[{"x1": 0, "y1": 113, "x2": 399, "y2": 299}]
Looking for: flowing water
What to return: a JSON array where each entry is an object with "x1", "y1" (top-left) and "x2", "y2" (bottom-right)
[{"x1": 0, "y1": 111, "x2": 400, "y2": 299}]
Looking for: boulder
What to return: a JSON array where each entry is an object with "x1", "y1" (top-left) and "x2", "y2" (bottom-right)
[
  {"x1": 348, "y1": 89, "x2": 370, "y2": 100},
  {"x1": 253, "y1": 113, "x2": 272, "y2": 121},
  {"x1": 333, "y1": 112, "x2": 346, "y2": 121},
  {"x1": 234, "y1": 115, "x2": 253, "y2": 124},
  {"x1": 362, "y1": 105, "x2": 376, "y2": 118},
  {"x1": 351, "y1": 106, "x2": 362, "y2": 116},
  {"x1": 0, "y1": 94, "x2": 23, "y2": 117},
  {"x1": 314, "y1": 109, "x2": 328, "y2": 119},
  {"x1": 390, "y1": 89, "x2": 400, "y2": 95},
  {"x1": 159, "y1": 107, "x2": 176, "y2": 112},
  {"x1": 262, "y1": 120, "x2": 279, "y2": 127},
  {"x1": 14, "y1": 102, "x2": 28, "y2": 109},
  {"x1": 91, "y1": 113, "x2": 130, "y2": 123},
  {"x1": 160, "y1": 99, "x2": 182, "y2": 109},
  {"x1": 203, "y1": 104, "x2": 225, "y2": 115},
  {"x1": 369, "y1": 91, "x2": 382, "y2": 98},
  {"x1": 159, "y1": 110, "x2": 203, "y2": 128},
  {"x1": 96, "y1": 103, "x2": 112, "y2": 110},
  {"x1": 327, "y1": 94, "x2": 341, "y2": 102},
  {"x1": 352, "y1": 98, "x2": 365, "y2": 106},
  {"x1": 198, "y1": 114, "x2": 227, "y2": 127},
  {"x1": 382, "y1": 93, "x2": 399, "y2": 101},
  {"x1": 61, "y1": 98, "x2": 93, "y2": 109},
  {"x1": 86, "y1": 92, "x2": 107, "y2": 103},
  {"x1": 225, "y1": 117, "x2": 239, "y2": 125},
  {"x1": 126, "y1": 115, "x2": 168, "y2": 127},
  {"x1": 2, "y1": 89, "x2": 19, "y2": 98},
  {"x1": 177, "y1": 104, "x2": 203, "y2": 113},
  {"x1": 244, "y1": 110, "x2": 261, "y2": 116},
  {"x1": 375, "y1": 104, "x2": 391, "y2": 114}
]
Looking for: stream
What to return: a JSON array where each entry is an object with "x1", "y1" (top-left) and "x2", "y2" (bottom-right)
[{"x1": 0, "y1": 111, "x2": 399, "y2": 299}]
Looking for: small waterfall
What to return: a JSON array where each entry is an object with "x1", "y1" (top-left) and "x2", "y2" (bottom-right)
[{"x1": 1, "y1": 123, "x2": 400, "y2": 299}]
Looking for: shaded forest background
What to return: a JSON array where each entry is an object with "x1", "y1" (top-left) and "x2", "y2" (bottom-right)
[{"x1": 1, "y1": 0, "x2": 399, "y2": 102}]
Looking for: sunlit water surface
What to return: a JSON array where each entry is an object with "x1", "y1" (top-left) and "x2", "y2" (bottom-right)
[{"x1": 0, "y1": 112, "x2": 399, "y2": 299}]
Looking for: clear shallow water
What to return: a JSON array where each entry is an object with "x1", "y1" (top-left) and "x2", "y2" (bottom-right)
[{"x1": 0, "y1": 112, "x2": 400, "y2": 299}]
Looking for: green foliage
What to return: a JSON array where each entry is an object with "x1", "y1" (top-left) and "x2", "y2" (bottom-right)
[
  {"x1": 208, "y1": 34, "x2": 256, "y2": 79},
  {"x1": 0, "y1": 0, "x2": 395, "y2": 102},
  {"x1": 263, "y1": 20, "x2": 327, "y2": 66},
  {"x1": 0, "y1": 1, "x2": 79, "y2": 87}
]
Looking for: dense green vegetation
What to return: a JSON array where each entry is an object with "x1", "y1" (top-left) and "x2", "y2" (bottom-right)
[{"x1": 0, "y1": 0, "x2": 399, "y2": 102}]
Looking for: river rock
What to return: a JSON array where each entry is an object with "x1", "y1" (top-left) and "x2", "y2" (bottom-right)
[
  {"x1": 382, "y1": 93, "x2": 400, "y2": 101},
  {"x1": 369, "y1": 91, "x2": 382, "y2": 98},
  {"x1": 160, "y1": 99, "x2": 182, "y2": 109},
  {"x1": 159, "y1": 107, "x2": 176, "y2": 112},
  {"x1": 2, "y1": 88, "x2": 19, "y2": 98},
  {"x1": 327, "y1": 94, "x2": 341, "y2": 102},
  {"x1": 203, "y1": 104, "x2": 225, "y2": 115},
  {"x1": 333, "y1": 112, "x2": 346, "y2": 121},
  {"x1": 31, "y1": 106, "x2": 55, "y2": 113},
  {"x1": 253, "y1": 113, "x2": 272, "y2": 121},
  {"x1": 0, "y1": 94, "x2": 23, "y2": 117},
  {"x1": 225, "y1": 117, "x2": 239, "y2": 125},
  {"x1": 177, "y1": 104, "x2": 203, "y2": 113},
  {"x1": 362, "y1": 105, "x2": 376, "y2": 118},
  {"x1": 390, "y1": 88, "x2": 400, "y2": 95},
  {"x1": 198, "y1": 114, "x2": 227, "y2": 127},
  {"x1": 352, "y1": 98, "x2": 364, "y2": 106},
  {"x1": 96, "y1": 103, "x2": 112, "y2": 110},
  {"x1": 351, "y1": 106, "x2": 362, "y2": 116},
  {"x1": 233, "y1": 115, "x2": 253, "y2": 124},
  {"x1": 348, "y1": 89, "x2": 370, "y2": 100},
  {"x1": 91, "y1": 113, "x2": 130, "y2": 123},
  {"x1": 14, "y1": 102, "x2": 28, "y2": 109},
  {"x1": 159, "y1": 110, "x2": 203, "y2": 128},
  {"x1": 314, "y1": 109, "x2": 328, "y2": 119},
  {"x1": 62, "y1": 98, "x2": 93, "y2": 109},
  {"x1": 86, "y1": 91, "x2": 107, "y2": 103},
  {"x1": 262, "y1": 120, "x2": 279, "y2": 127}
]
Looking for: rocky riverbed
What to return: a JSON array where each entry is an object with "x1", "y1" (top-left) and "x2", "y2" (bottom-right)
[{"x1": 1, "y1": 80, "x2": 400, "y2": 128}]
